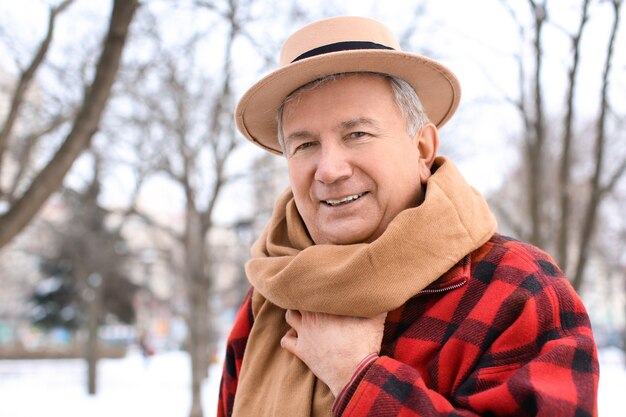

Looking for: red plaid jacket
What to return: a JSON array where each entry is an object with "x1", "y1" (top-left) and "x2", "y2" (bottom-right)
[{"x1": 218, "y1": 234, "x2": 599, "y2": 416}]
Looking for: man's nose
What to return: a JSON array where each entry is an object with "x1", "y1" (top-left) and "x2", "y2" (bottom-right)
[{"x1": 314, "y1": 144, "x2": 353, "y2": 184}]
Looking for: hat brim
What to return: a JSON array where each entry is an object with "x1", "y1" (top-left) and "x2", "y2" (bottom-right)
[{"x1": 235, "y1": 49, "x2": 461, "y2": 155}]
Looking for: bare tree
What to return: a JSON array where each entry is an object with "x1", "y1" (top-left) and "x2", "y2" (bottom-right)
[
  {"x1": 112, "y1": 2, "x2": 256, "y2": 415},
  {"x1": 573, "y1": 0, "x2": 624, "y2": 291},
  {"x1": 492, "y1": 0, "x2": 625, "y2": 294},
  {"x1": 0, "y1": 0, "x2": 139, "y2": 248}
]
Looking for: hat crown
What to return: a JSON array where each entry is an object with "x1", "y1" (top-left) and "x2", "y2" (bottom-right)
[{"x1": 279, "y1": 16, "x2": 401, "y2": 66}]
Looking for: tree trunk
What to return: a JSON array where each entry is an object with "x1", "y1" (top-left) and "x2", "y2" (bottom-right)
[
  {"x1": 85, "y1": 273, "x2": 103, "y2": 395},
  {"x1": 557, "y1": 0, "x2": 590, "y2": 271},
  {"x1": 189, "y1": 283, "x2": 209, "y2": 417},
  {"x1": 186, "y1": 210, "x2": 209, "y2": 417},
  {"x1": 527, "y1": 1, "x2": 547, "y2": 249},
  {"x1": 0, "y1": 0, "x2": 138, "y2": 248},
  {"x1": 623, "y1": 270, "x2": 626, "y2": 366}
]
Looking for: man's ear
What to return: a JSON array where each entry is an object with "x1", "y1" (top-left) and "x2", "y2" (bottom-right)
[{"x1": 415, "y1": 123, "x2": 439, "y2": 184}]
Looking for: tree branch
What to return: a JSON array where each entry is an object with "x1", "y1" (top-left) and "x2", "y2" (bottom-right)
[
  {"x1": 489, "y1": 198, "x2": 527, "y2": 241},
  {"x1": 200, "y1": 2, "x2": 240, "y2": 234},
  {"x1": 0, "y1": 0, "x2": 139, "y2": 248},
  {"x1": 601, "y1": 156, "x2": 626, "y2": 196},
  {"x1": 124, "y1": 206, "x2": 184, "y2": 244},
  {"x1": 0, "y1": 0, "x2": 75, "y2": 192},
  {"x1": 6, "y1": 109, "x2": 78, "y2": 201}
]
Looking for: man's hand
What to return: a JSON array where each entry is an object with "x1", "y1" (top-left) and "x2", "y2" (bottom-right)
[{"x1": 281, "y1": 310, "x2": 387, "y2": 397}]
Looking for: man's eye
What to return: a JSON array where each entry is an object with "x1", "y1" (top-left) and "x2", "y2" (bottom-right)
[
  {"x1": 292, "y1": 141, "x2": 314, "y2": 154},
  {"x1": 350, "y1": 131, "x2": 367, "y2": 139}
]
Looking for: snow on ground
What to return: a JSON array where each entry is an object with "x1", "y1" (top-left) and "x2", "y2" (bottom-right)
[
  {"x1": 0, "y1": 348, "x2": 221, "y2": 417},
  {"x1": 598, "y1": 347, "x2": 625, "y2": 417},
  {"x1": 0, "y1": 347, "x2": 623, "y2": 416}
]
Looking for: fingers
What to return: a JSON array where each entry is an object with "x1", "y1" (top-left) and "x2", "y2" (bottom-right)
[
  {"x1": 283, "y1": 310, "x2": 304, "y2": 355},
  {"x1": 280, "y1": 327, "x2": 297, "y2": 353},
  {"x1": 285, "y1": 309, "x2": 302, "y2": 328},
  {"x1": 282, "y1": 310, "x2": 300, "y2": 354},
  {"x1": 279, "y1": 310, "x2": 388, "y2": 395}
]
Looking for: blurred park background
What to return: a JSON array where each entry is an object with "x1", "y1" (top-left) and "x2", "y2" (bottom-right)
[{"x1": 0, "y1": 1, "x2": 624, "y2": 416}]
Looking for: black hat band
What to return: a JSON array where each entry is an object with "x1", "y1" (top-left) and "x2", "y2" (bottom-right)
[{"x1": 291, "y1": 41, "x2": 395, "y2": 63}]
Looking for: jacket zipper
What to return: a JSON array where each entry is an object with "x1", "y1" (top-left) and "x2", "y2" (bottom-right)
[{"x1": 417, "y1": 279, "x2": 467, "y2": 294}]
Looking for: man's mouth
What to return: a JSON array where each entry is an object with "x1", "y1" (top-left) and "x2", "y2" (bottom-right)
[{"x1": 323, "y1": 193, "x2": 366, "y2": 206}]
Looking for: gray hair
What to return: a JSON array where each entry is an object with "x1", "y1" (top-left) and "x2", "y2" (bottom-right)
[{"x1": 276, "y1": 72, "x2": 430, "y2": 153}]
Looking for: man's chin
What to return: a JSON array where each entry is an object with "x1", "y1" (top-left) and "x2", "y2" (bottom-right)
[{"x1": 311, "y1": 227, "x2": 377, "y2": 246}]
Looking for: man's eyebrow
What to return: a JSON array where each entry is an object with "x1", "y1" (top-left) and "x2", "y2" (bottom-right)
[
  {"x1": 339, "y1": 117, "x2": 380, "y2": 130},
  {"x1": 285, "y1": 130, "x2": 316, "y2": 143}
]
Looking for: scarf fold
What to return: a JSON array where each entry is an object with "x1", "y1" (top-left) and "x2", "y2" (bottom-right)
[{"x1": 232, "y1": 157, "x2": 497, "y2": 417}]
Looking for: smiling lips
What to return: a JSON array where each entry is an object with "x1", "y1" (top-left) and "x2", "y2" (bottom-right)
[{"x1": 323, "y1": 192, "x2": 366, "y2": 206}]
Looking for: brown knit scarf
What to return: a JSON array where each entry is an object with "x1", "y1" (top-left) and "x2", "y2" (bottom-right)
[{"x1": 231, "y1": 157, "x2": 497, "y2": 417}]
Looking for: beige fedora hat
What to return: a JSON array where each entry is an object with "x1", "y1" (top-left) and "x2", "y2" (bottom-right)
[{"x1": 235, "y1": 16, "x2": 461, "y2": 155}]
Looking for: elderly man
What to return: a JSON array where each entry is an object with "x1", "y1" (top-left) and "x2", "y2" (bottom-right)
[{"x1": 218, "y1": 16, "x2": 598, "y2": 417}]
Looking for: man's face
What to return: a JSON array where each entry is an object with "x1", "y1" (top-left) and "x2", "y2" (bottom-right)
[{"x1": 282, "y1": 74, "x2": 436, "y2": 245}]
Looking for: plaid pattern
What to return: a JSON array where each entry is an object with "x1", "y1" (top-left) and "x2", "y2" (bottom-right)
[
  {"x1": 218, "y1": 234, "x2": 599, "y2": 417},
  {"x1": 218, "y1": 288, "x2": 254, "y2": 417}
]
